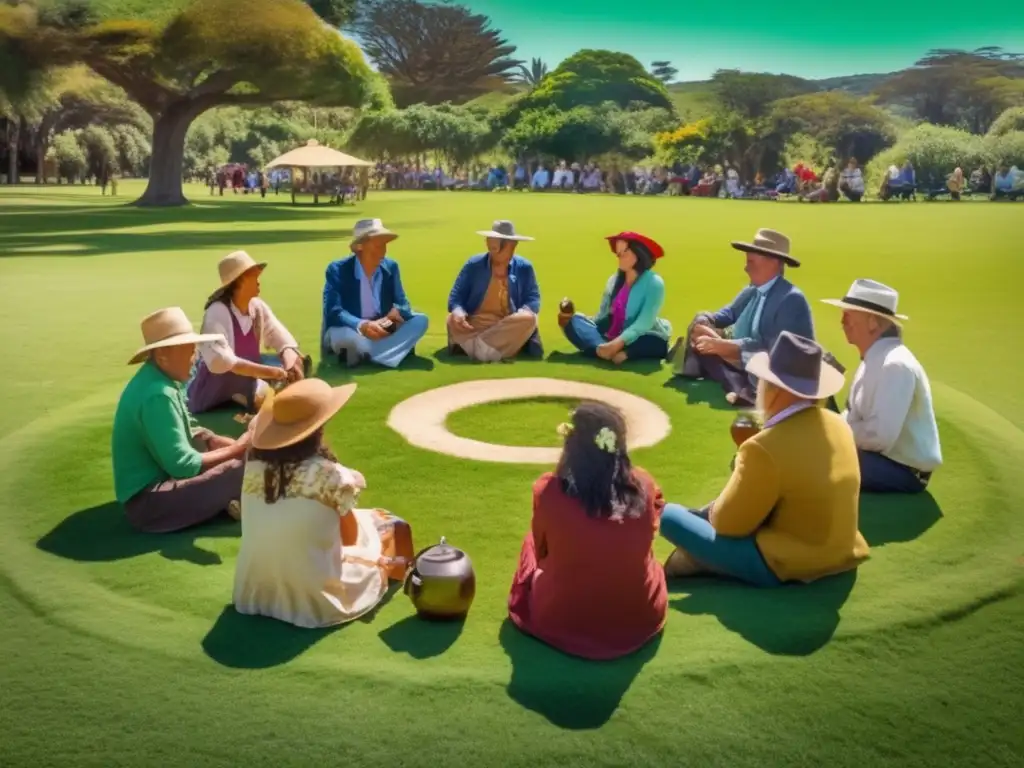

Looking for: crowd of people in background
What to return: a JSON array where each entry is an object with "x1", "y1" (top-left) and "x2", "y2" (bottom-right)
[{"x1": 366, "y1": 158, "x2": 1024, "y2": 203}]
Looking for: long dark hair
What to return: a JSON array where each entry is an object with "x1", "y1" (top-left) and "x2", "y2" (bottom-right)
[
  {"x1": 555, "y1": 401, "x2": 646, "y2": 520},
  {"x1": 250, "y1": 428, "x2": 337, "y2": 504},
  {"x1": 204, "y1": 280, "x2": 237, "y2": 311},
  {"x1": 612, "y1": 239, "x2": 656, "y2": 296}
]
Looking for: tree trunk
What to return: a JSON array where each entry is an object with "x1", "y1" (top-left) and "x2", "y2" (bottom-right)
[
  {"x1": 36, "y1": 140, "x2": 47, "y2": 184},
  {"x1": 135, "y1": 101, "x2": 205, "y2": 207},
  {"x1": 7, "y1": 118, "x2": 20, "y2": 185}
]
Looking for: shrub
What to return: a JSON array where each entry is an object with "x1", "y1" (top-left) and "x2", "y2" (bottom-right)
[
  {"x1": 864, "y1": 124, "x2": 988, "y2": 191},
  {"x1": 985, "y1": 130, "x2": 1024, "y2": 169},
  {"x1": 987, "y1": 106, "x2": 1024, "y2": 137}
]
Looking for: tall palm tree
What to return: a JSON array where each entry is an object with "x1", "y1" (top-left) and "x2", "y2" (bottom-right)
[{"x1": 513, "y1": 57, "x2": 549, "y2": 87}]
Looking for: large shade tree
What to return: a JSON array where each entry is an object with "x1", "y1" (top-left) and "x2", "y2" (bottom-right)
[
  {"x1": 350, "y1": 0, "x2": 521, "y2": 107},
  {"x1": 1, "y1": 0, "x2": 387, "y2": 205}
]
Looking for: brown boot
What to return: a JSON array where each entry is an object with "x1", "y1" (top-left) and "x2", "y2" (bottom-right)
[{"x1": 664, "y1": 548, "x2": 704, "y2": 578}]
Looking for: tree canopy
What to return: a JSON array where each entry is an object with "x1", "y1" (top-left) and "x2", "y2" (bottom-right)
[
  {"x1": 350, "y1": 0, "x2": 521, "y2": 107},
  {"x1": 710, "y1": 69, "x2": 818, "y2": 119},
  {"x1": 1, "y1": 0, "x2": 386, "y2": 204},
  {"x1": 766, "y1": 91, "x2": 896, "y2": 164}
]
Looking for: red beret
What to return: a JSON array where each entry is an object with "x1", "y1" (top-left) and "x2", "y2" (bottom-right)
[{"x1": 605, "y1": 231, "x2": 664, "y2": 260}]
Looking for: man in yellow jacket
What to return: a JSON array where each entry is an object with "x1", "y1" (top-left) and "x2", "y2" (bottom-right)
[{"x1": 661, "y1": 331, "x2": 870, "y2": 585}]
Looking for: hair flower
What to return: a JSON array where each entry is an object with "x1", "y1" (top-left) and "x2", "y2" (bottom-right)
[
  {"x1": 594, "y1": 426, "x2": 617, "y2": 453},
  {"x1": 556, "y1": 422, "x2": 574, "y2": 437}
]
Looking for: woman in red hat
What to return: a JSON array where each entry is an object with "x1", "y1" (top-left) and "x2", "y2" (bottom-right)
[{"x1": 558, "y1": 232, "x2": 672, "y2": 364}]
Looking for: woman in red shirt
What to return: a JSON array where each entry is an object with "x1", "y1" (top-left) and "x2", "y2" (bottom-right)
[{"x1": 507, "y1": 402, "x2": 668, "y2": 660}]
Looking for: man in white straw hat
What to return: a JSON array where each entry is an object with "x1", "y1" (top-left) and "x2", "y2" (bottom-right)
[
  {"x1": 446, "y1": 220, "x2": 542, "y2": 362},
  {"x1": 660, "y1": 331, "x2": 869, "y2": 583},
  {"x1": 112, "y1": 308, "x2": 252, "y2": 533},
  {"x1": 321, "y1": 218, "x2": 429, "y2": 368},
  {"x1": 822, "y1": 279, "x2": 941, "y2": 493},
  {"x1": 187, "y1": 250, "x2": 310, "y2": 414},
  {"x1": 670, "y1": 228, "x2": 815, "y2": 406}
]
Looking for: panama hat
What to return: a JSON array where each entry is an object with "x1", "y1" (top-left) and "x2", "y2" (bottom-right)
[
  {"x1": 251, "y1": 378, "x2": 357, "y2": 450},
  {"x1": 351, "y1": 218, "x2": 398, "y2": 249},
  {"x1": 821, "y1": 278, "x2": 908, "y2": 325},
  {"x1": 605, "y1": 231, "x2": 664, "y2": 260},
  {"x1": 476, "y1": 219, "x2": 534, "y2": 241},
  {"x1": 731, "y1": 228, "x2": 800, "y2": 267},
  {"x1": 746, "y1": 331, "x2": 845, "y2": 400},
  {"x1": 207, "y1": 250, "x2": 267, "y2": 304},
  {"x1": 128, "y1": 307, "x2": 224, "y2": 365}
]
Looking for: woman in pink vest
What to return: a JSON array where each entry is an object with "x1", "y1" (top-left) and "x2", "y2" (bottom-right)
[{"x1": 187, "y1": 251, "x2": 309, "y2": 414}]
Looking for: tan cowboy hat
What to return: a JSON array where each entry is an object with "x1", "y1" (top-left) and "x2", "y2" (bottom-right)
[
  {"x1": 207, "y1": 251, "x2": 267, "y2": 304},
  {"x1": 351, "y1": 218, "x2": 398, "y2": 249},
  {"x1": 475, "y1": 219, "x2": 534, "y2": 242},
  {"x1": 251, "y1": 378, "x2": 357, "y2": 450},
  {"x1": 746, "y1": 331, "x2": 845, "y2": 400},
  {"x1": 821, "y1": 278, "x2": 908, "y2": 325},
  {"x1": 731, "y1": 228, "x2": 800, "y2": 267},
  {"x1": 128, "y1": 307, "x2": 224, "y2": 365}
]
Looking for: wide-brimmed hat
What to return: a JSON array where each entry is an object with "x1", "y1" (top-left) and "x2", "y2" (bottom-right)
[
  {"x1": 731, "y1": 228, "x2": 800, "y2": 267},
  {"x1": 251, "y1": 379, "x2": 357, "y2": 450},
  {"x1": 128, "y1": 307, "x2": 224, "y2": 365},
  {"x1": 476, "y1": 219, "x2": 534, "y2": 241},
  {"x1": 207, "y1": 250, "x2": 267, "y2": 304},
  {"x1": 821, "y1": 278, "x2": 908, "y2": 324},
  {"x1": 351, "y1": 218, "x2": 398, "y2": 249},
  {"x1": 746, "y1": 331, "x2": 845, "y2": 400},
  {"x1": 605, "y1": 231, "x2": 664, "y2": 260}
]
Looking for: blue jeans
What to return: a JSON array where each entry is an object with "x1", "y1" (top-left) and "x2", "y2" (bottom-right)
[
  {"x1": 858, "y1": 449, "x2": 928, "y2": 494},
  {"x1": 325, "y1": 313, "x2": 429, "y2": 369},
  {"x1": 659, "y1": 504, "x2": 781, "y2": 587},
  {"x1": 563, "y1": 315, "x2": 668, "y2": 360}
]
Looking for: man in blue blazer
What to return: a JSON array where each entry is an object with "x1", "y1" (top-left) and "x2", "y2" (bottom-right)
[
  {"x1": 671, "y1": 229, "x2": 814, "y2": 406},
  {"x1": 447, "y1": 220, "x2": 542, "y2": 361},
  {"x1": 321, "y1": 219, "x2": 429, "y2": 368}
]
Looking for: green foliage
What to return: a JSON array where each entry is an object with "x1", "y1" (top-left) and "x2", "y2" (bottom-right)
[
  {"x1": 766, "y1": 91, "x2": 896, "y2": 164},
  {"x1": 515, "y1": 50, "x2": 673, "y2": 114},
  {"x1": 502, "y1": 105, "x2": 622, "y2": 162},
  {"x1": 988, "y1": 106, "x2": 1024, "y2": 137},
  {"x1": 351, "y1": 0, "x2": 520, "y2": 107},
  {"x1": 348, "y1": 102, "x2": 497, "y2": 165},
  {"x1": 711, "y1": 69, "x2": 818, "y2": 119},
  {"x1": 650, "y1": 60, "x2": 678, "y2": 84},
  {"x1": 781, "y1": 133, "x2": 832, "y2": 170},
  {"x1": 864, "y1": 123, "x2": 990, "y2": 190},
  {"x1": 986, "y1": 130, "x2": 1024, "y2": 170},
  {"x1": 49, "y1": 128, "x2": 86, "y2": 179}
]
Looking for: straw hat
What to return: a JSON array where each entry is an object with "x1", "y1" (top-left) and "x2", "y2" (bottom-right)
[
  {"x1": 746, "y1": 331, "x2": 845, "y2": 400},
  {"x1": 821, "y1": 278, "x2": 908, "y2": 325},
  {"x1": 351, "y1": 218, "x2": 398, "y2": 249},
  {"x1": 731, "y1": 228, "x2": 800, "y2": 267},
  {"x1": 128, "y1": 307, "x2": 224, "y2": 365},
  {"x1": 207, "y1": 251, "x2": 267, "y2": 304},
  {"x1": 476, "y1": 219, "x2": 534, "y2": 241},
  {"x1": 251, "y1": 379, "x2": 357, "y2": 450}
]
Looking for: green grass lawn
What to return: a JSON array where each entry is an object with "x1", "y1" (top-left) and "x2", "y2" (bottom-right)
[{"x1": 1, "y1": 181, "x2": 1023, "y2": 767}]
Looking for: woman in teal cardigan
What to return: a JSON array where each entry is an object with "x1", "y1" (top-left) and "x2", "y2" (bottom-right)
[{"x1": 560, "y1": 232, "x2": 671, "y2": 364}]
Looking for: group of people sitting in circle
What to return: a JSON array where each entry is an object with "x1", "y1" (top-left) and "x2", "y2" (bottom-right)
[{"x1": 109, "y1": 217, "x2": 943, "y2": 655}]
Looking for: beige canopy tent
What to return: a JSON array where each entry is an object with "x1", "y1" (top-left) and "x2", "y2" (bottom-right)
[{"x1": 266, "y1": 139, "x2": 372, "y2": 204}]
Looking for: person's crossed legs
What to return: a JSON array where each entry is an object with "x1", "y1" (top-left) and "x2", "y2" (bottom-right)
[
  {"x1": 659, "y1": 503, "x2": 780, "y2": 587},
  {"x1": 326, "y1": 313, "x2": 429, "y2": 369}
]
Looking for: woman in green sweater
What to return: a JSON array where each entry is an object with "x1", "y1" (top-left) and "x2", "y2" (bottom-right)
[{"x1": 559, "y1": 232, "x2": 672, "y2": 364}]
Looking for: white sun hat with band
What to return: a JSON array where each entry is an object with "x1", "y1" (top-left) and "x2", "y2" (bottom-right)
[{"x1": 821, "y1": 278, "x2": 908, "y2": 325}]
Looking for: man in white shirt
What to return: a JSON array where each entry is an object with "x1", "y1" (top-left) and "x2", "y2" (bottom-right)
[{"x1": 822, "y1": 279, "x2": 942, "y2": 493}]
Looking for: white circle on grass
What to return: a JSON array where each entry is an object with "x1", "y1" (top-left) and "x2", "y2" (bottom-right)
[{"x1": 386, "y1": 377, "x2": 671, "y2": 464}]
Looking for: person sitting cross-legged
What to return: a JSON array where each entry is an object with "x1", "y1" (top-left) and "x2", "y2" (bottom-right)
[
  {"x1": 321, "y1": 218, "x2": 429, "y2": 368},
  {"x1": 112, "y1": 307, "x2": 251, "y2": 533},
  {"x1": 559, "y1": 231, "x2": 671, "y2": 365},
  {"x1": 507, "y1": 402, "x2": 667, "y2": 660},
  {"x1": 821, "y1": 279, "x2": 942, "y2": 493},
  {"x1": 670, "y1": 228, "x2": 814, "y2": 406},
  {"x1": 447, "y1": 220, "x2": 542, "y2": 361},
  {"x1": 661, "y1": 332, "x2": 870, "y2": 585}
]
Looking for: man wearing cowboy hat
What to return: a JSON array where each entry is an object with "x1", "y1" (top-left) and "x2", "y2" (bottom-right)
[
  {"x1": 446, "y1": 220, "x2": 542, "y2": 362},
  {"x1": 822, "y1": 279, "x2": 942, "y2": 493},
  {"x1": 670, "y1": 228, "x2": 815, "y2": 406},
  {"x1": 661, "y1": 331, "x2": 869, "y2": 584},
  {"x1": 112, "y1": 308, "x2": 252, "y2": 533},
  {"x1": 321, "y1": 219, "x2": 429, "y2": 368}
]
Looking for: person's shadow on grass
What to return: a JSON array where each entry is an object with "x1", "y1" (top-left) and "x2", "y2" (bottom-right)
[
  {"x1": 202, "y1": 606, "x2": 341, "y2": 669},
  {"x1": 498, "y1": 619, "x2": 660, "y2": 730},
  {"x1": 313, "y1": 353, "x2": 435, "y2": 382},
  {"x1": 36, "y1": 502, "x2": 237, "y2": 567},
  {"x1": 662, "y1": 377, "x2": 734, "y2": 411},
  {"x1": 378, "y1": 613, "x2": 466, "y2": 658},
  {"x1": 546, "y1": 350, "x2": 667, "y2": 376},
  {"x1": 669, "y1": 570, "x2": 857, "y2": 656},
  {"x1": 858, "y1": 492, "x2": 943, "y2": 546}
]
